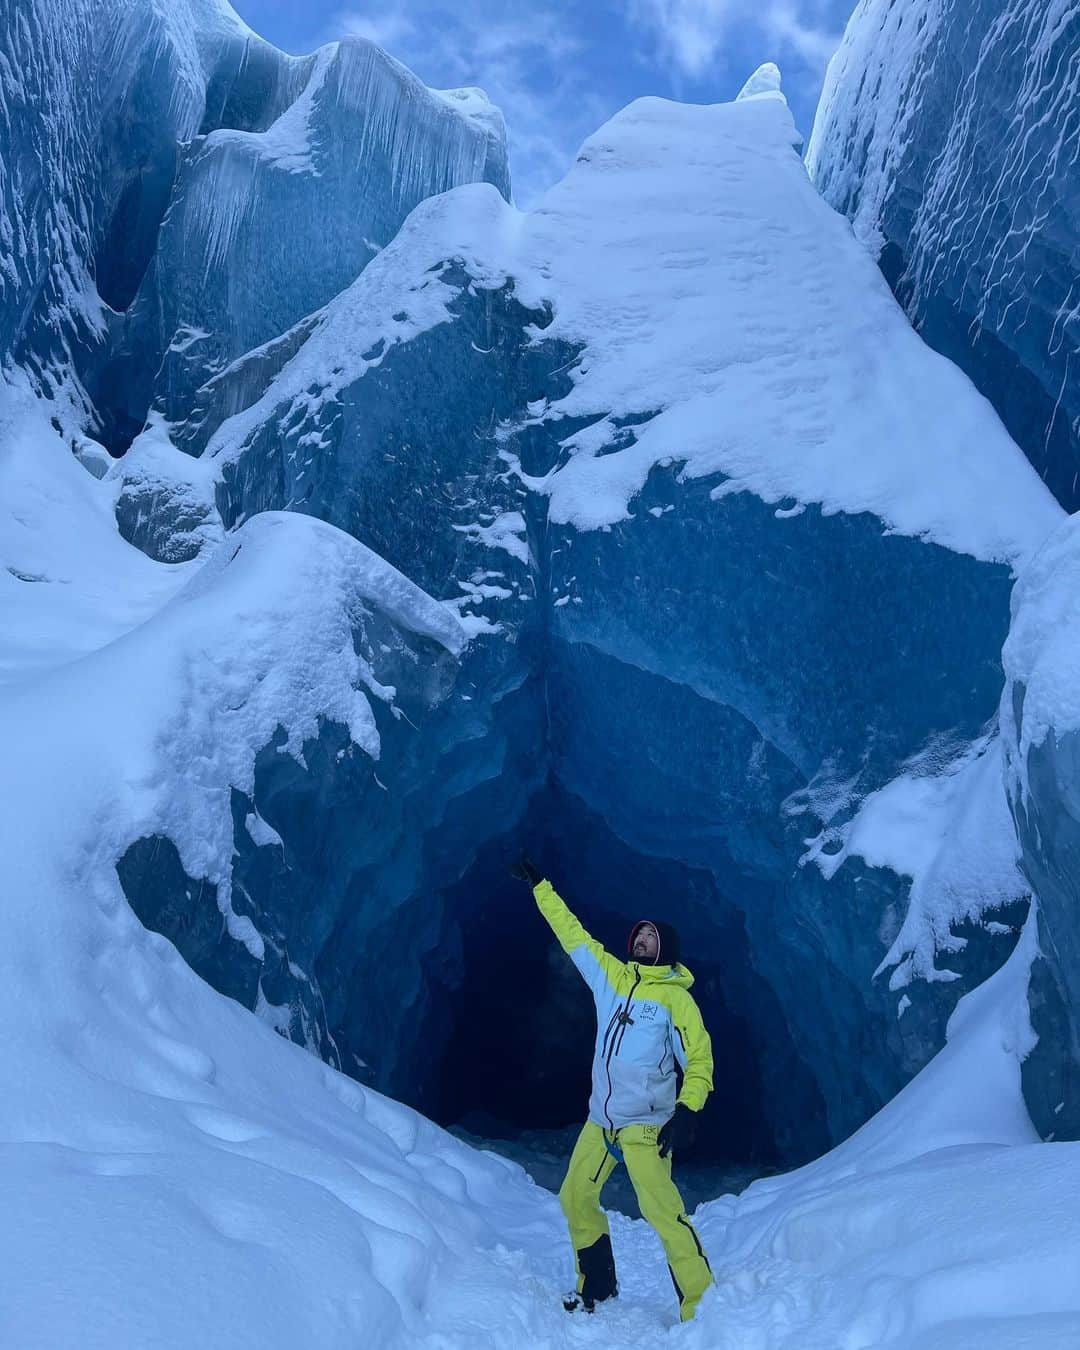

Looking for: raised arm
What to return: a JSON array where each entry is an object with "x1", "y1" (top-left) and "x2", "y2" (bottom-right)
[{"x1": 530, "y1": 875, "x2": 626, "y2": 996}]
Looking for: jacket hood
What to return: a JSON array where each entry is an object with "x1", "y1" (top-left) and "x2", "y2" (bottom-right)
[
  {"x1": 628, "y1": 918, "x2": 681, "y2": 967},
  {"x1": 635, "y1": 959, "x2": 694, "y2": 989}
]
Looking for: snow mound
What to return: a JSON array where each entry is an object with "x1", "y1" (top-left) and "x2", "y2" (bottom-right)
[
  {"x1": 736, "y1": 62, "x2": 784, "y2": 101},
  {"x1": 799, "y1": 732, "x2": 1029, "y2": 988}
]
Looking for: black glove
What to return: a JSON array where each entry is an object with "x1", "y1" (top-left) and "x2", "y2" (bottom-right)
[
  {"x1": 509, "y1": 855, "x2": 543, "y2": 886},
  {"x1": 657, "y1": 1103, "x2": 697, "y2": 1159}
]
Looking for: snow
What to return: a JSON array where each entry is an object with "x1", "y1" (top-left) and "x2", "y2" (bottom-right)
[
  {"x1": 5, "y1": 361, "x2": 1076, "y2": 1347},
  {"x1": 205, "y1": 83, "x2": 1061, "y2": 566},
  {"x1": 203, "y1": 47, "x2": 333, "y2": 177},
  {"x1": 3, "y1": 22, "x2": 1079, "y2": 1349},
  {"x1": 736, "y1": 61, "x2": 786, "y2": 102},
  {"x1": 3, "y1": 382, "x2": 1079, "y2": 1350},
  {"x1": 796, "y1": 732, "x2": 1030, "y2": 987},
  {"x1": 3, "y1": 566, "x2": 1077, "y2": 1350},
  {"x1": 245, "y1": 810, "x2": 284, "y2": 849},
  {"x1": 0, "y1": 374, "x2": 195, "y2": 687},
  {"x1": 0, "y1": 373, "x2": 466, "y2": 965},
  {"x1": 430, "y1": 83, "x2": 509, "y2": 149},
  {"x1": 452, "y1": 510, "x2": 530, "y2": 565}
]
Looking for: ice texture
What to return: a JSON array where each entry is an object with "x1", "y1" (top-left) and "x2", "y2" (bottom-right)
[
  {"x1": 0, "y1": 0, "x2": 508, "y2": 452},
  {"x1": 2, "y1": 0, "x2": 1074, "y2": 1172},
  {"x1": 808, "y1": 0, "x2": 1080, "y2": 508},
  {"x1": 141, "y1": 83, "x2": 1060, "y2": 1149},
  {"x1": 1002, "y1": 512, "x2": 1080, "y2": 1137},
  {"x1": 4, "y1": 5, "x2": 1080, "y2": 1341},
  {"x1": 100, "y1": 38, "x2": 509, "y2": 453}
]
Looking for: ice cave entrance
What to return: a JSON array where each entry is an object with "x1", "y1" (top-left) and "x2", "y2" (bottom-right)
[
  {"x1": 119, "y1": 782, "x2": 833, "y2": 1206},
  {"x1": 410, "y1": 794, "x2": 830, "y2": 1206}
]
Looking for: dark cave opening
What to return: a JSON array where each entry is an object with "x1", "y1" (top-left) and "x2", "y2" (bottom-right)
[
  {"x1": 418, "y1": 785, "x2": 830, "y2": 1175},
  {"x1": 94, "y1": 161, "x2": 175, "y2": 315},
  {"x1": 115, "y1": 745, "x2": 833, "y2": 1184}
]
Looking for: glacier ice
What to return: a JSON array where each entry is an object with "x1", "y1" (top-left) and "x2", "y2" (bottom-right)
[
  {"x1": 808, "y1": 0, "x2": 1080, "y2": 509},
  {"x1": 98, "y1": 37, "x2": 509, "y2": 455},
  {"x1": 94, "y1": 78, "x2": 1062, "y2": 1156},
  {"x1": 1, "y1": 0, "x2": 1076, "y2": 1183},
  {"x1": 0, "y1": 0, "x2": 507, "y2": 454},
  {"x1": 4, "y1": 2, "x2": 1080, "y2": 1341},
  {"x1": 1002, "y1": 513, "x2": 1080, "y2": 1138}
]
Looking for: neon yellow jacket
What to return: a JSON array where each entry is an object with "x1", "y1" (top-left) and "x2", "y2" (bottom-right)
[{"x1": 534, "y1": 878, "x2": 713, "y2": 1130}]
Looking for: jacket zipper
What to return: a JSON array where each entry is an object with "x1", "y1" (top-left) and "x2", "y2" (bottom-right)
[{"x1": 602, "y1": 968, "x2": 641, "y2": 1129}]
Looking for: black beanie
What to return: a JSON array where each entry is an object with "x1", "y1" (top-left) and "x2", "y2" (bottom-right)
[{"x1": 628, "y1": 919, "x2": 681, "y2": 967}]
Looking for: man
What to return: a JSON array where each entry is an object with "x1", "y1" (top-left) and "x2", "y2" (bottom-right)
[{"x1": 511, "y1": 858, "x2": 714, "y2": 1322}]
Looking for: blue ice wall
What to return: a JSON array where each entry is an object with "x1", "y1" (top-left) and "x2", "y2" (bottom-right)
[
  {"x1": 0, "y1": 0, "x2": 299, "y2": 393},
  {"x1": 0, "y1": 0, "x2": 508, "y2": 450},
  {"x1": 808, "y1": 0, "x2": 1080, "y2": 507},
  {"x1": 1006, "y1": 719, "x2": 1080, "y2": 1140},
  {"x1": 1001, "y1": 516, "x2": 1080, "y2": 1140},
  {"x1": 96, "y1": 41, "x2": 509, "y2": 453},
  {"x1": 4, "y1": 0, "x2": 1062, "y2": 1163},
  {"x1": 188, "y1": 263, "x2": 1023, "y2": 1151}
]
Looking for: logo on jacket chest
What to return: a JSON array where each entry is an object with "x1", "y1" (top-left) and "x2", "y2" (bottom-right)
[{"x1": 636, "y1": 1001, "x2": 660, "y2": 1023}]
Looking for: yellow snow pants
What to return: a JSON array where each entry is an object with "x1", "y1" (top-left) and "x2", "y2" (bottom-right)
[{"x1": 559, "y1": 1121, "x2": 713, "y2": 1321}]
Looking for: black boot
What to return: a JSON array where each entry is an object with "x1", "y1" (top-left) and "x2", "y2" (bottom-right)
[{"x1": 564, "y1": 1233, "x2": 617, "y2": 1312}]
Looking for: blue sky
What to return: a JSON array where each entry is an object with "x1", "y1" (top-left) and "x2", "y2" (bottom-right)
[{"x1": 232, "y1": 0, "x2": 857, "y2": 205}]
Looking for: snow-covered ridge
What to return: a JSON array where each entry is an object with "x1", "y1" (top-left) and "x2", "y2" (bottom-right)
[
  {"x1": 0, "y1": 373, "x2": 466, "y2": 957},
  {"x1": 204, "y1": 78, "x2": 1061, "y2": 565}
]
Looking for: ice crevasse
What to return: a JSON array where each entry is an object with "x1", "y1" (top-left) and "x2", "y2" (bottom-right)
[{"x1": 2, "y1": 0, "x2": 1080, "y2": 1344}]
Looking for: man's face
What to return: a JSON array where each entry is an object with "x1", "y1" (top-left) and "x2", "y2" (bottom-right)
[{"x1": 632, "y1": 922, "x2": 659, "y2": 963}]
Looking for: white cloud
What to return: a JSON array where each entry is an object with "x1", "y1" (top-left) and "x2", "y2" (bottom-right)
[
  {"x1": 768, "y1": 2, "x2": 843, "y2": 66},
  {"x1": 333, "y1": 9, "x2": 417, "y2": 50},
  {"x1": 632, "y1": 0, "x2": 840, "y2": 83},
  {"x1": 631, "y1": 0, "x2": 744, "y2": 78}
]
